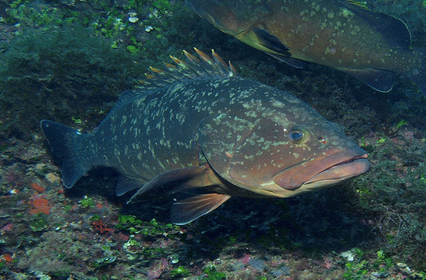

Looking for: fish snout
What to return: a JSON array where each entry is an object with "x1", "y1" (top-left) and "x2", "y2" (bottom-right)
[{"x1": 273, "y1": 149, "x2": 370, "y2": 190}]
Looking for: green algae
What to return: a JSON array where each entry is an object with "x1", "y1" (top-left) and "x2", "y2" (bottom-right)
[
  {"x1": 0, "y1": 0, "x2": 199, "y2": 140},
  {"x1": 0, "y1": 24, "x2": 146, "y2": 139},
  {"x1": 204, "y1": 266, "x2": 226, "y2": 280},
  {"x1": 169, "y1": 266, "x2": 190, "y2": 278},
  {"x1": 29, "y1": 214, "x2": 49, "y2": 232}
]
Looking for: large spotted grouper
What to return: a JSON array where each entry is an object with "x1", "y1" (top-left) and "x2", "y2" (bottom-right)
[
  {"x1": 41, "y1": 49, "x2": 369, "y2": 225},
  {"x1": 186, "y1": 0, "x2": 426, "y2": 96}
]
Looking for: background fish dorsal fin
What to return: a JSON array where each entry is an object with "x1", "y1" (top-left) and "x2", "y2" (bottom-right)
[
  {"x1": 341, "y1": 0, "x2": 411, "y2": 48},
  {"x1": 137, "y1": 48, "x2": 238, "y2": 90}
]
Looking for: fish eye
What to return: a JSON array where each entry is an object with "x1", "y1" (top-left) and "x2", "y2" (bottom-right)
[{"x1": 288, "y1": 128, "x2": 310, "y2": 144}]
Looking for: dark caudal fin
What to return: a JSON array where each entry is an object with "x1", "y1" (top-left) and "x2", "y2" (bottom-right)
[
  {"x1": 40, "y1": 120, "x2": 91, "y2": 188},
  {"x1": 409, "y1": 48, "x2": 426, "y2": 98}
]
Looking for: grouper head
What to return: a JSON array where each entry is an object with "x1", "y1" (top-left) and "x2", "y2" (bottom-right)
[
  {"x1": 186, "y1": 0, "x2": 266, "y2": 35},
  {"x1": 190, "y1": 1, "x2": 270, "y2": 42},
  {"x1": 198, "y1": 82, "x2": 369, "y2": 198},
  {"x1": 186, "y1": 0, "x2": 289, "y2": 56}
]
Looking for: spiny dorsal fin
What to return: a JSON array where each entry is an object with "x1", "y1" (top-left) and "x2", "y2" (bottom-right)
[{"x1": 138, "y1": 48, "x2": 237, "y2": 89}]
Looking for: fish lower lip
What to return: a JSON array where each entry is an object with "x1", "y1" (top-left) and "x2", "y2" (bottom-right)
[
  {"x1": 305, "y1": 156, "x2": 370, "y2": 185},
  {"x1": 273, "y1": 151, "x2": 369, "y2": 190}
]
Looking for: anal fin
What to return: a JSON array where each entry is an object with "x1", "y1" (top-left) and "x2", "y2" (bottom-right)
[
  {"x1": 338, "y1": 67, "x2": 395, "y2": 92},
  {"x1": 171, "y1": 193, "x2": 231, "y2": 225}
]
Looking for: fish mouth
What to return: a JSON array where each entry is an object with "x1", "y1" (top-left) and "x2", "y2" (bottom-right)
[{"x1": 273, "y1": 150, "x2": 370, "y2": 190}]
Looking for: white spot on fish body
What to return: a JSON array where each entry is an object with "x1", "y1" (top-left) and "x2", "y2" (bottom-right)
[
  {"x1": 103, "y1": 154, "x2": 109, "y2": 165},
  {"x1": 271, "y1": 100, "x2": 285, "y2": 108},
  {"x1": 131, "y1": 164, "x2": 139, "y2": 174}
]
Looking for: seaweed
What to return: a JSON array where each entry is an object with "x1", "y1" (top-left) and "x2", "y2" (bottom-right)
[{"x1": 0, "y1": 24, "x2": 146, "y2": 139}]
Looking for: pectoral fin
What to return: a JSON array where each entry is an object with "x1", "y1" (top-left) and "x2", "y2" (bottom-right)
[
  {"x1": 171, "y1": 193, "x2": 231, "y2": 225},
  {"x1": 127, "y1": 165, "x2": 209, "y2": 203},
  {"x1": 241, "y1": 28, "x2": 305, "y2": 68},
  {"x1": 125, "y1": 164, "x2": 233, "y2": 224},
  {"x1": 252, "y1": 28, "x2": 290, "y2": 55}
]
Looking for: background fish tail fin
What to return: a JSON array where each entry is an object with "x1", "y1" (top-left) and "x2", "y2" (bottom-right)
[
  {"x1": 40, "y1": 120, "x2": 91, "y2": 188},
  {"x1": 409, "y1": 49, "x2": 426, "y2": 97}
]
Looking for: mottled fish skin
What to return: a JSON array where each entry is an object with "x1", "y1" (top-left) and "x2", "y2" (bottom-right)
[
  {"x1": 186, "y1": 0, "x2": 426, "y2": 96},
  {"x1": 41, "y1": 49, "x2": 369, "y2": 225}
]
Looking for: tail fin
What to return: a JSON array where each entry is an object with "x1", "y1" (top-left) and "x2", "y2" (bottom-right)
[
  {"x1": 409, "y1": 49, "x2": 426, "y2": 97},
  {"x1": 40, "y1": 120, "x2": 91, "y2": 188}
]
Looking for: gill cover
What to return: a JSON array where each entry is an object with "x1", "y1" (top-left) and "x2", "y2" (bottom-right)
[{"x1": 199, "y1": 114, "x2": 298, "y2": 196}]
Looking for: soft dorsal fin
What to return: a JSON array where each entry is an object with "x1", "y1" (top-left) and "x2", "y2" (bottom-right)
[{"x1": 106, "y1": 89, "x2": 148, "y2": 118}]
